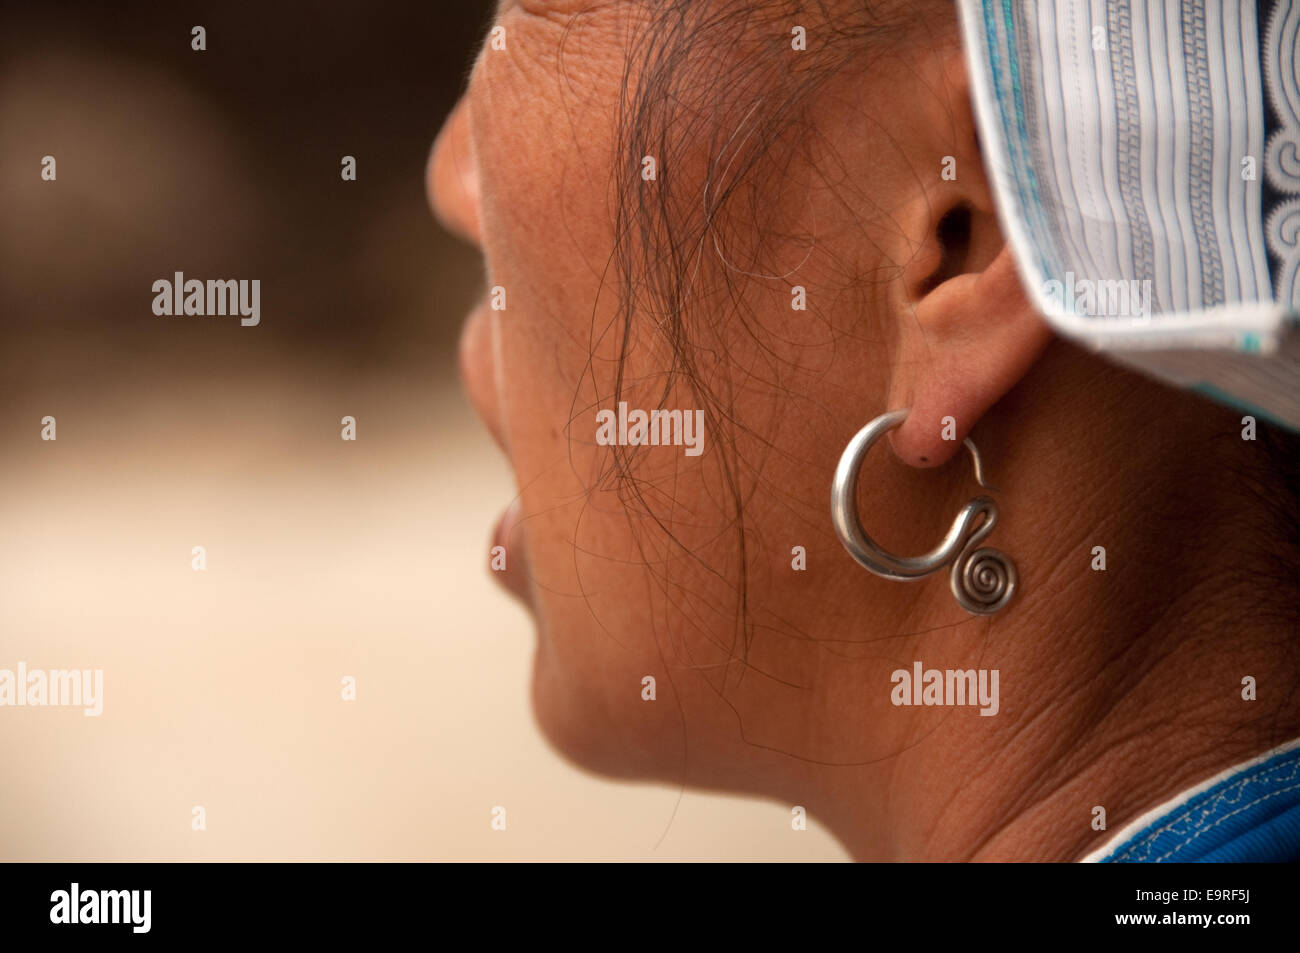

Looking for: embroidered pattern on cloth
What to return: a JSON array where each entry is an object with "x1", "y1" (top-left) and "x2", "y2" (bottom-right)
[
  {"x1": 1264, "y1": 0, "x2": 1300, "y2": 306},
  {"x1": 1100, "y1": 744, "x2": 1300, "y2": 862},
  {"x1": 958, "y1": 0, "x2": 1300, "y2": 430}
]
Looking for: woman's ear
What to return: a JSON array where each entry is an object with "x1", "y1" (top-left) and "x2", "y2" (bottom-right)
[{"x1": 885, "y1": 52, "x2": 1053, "y2": 468}]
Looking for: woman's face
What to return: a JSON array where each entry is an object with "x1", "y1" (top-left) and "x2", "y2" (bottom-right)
[{"x1": 428, "y1": 0, "x2": 968, "y2": 791}]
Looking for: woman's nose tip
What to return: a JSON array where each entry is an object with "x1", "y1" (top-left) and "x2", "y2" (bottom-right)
[{"x1": 427, "y1": 98, "x2": 482, "y2": 245}]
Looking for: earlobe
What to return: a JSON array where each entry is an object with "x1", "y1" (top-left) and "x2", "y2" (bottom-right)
[{"x1": 888, "y1": 247, "x2": 1052, "y2": 468}]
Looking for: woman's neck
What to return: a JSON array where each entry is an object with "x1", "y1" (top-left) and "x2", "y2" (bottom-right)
[{"x1": 820, "y1": 343, "x2": 1300, "y2": 860}]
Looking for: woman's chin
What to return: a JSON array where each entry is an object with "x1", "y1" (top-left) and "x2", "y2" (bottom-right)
[{"x1": 527, "y1": 652, "x2": 668, "y2": 782}]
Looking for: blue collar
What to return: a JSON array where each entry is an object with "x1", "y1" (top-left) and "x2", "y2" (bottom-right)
[{"x1": 1083, "y1": 738, "x2": 1300, "y2": 862}]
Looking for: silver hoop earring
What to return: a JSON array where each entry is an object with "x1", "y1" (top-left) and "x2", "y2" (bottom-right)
[{"x1": 830, "y1": 408, "x2": 1017, "y2": 615}]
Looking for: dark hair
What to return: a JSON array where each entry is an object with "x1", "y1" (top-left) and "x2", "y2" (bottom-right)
[{"x1": 563, "y1": 1, "x2": 932, "y2": 678}]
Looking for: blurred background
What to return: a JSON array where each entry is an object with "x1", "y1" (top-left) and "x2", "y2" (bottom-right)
[{"x1": 0, "y1": 1, "x2": 845, "y2": 860}]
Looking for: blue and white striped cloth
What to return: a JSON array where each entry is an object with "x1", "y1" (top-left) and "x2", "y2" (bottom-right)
[{"x1": 958, "y1": 0, "x2": 1300, "y2": 430}]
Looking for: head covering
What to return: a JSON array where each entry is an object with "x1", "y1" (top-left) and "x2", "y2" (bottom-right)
[{"x1": 958, "y1": 0, "x2": 1300, "y2": 430}]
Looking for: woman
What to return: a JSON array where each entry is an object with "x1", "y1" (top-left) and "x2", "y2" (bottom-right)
[{"x1": 427, "y1": 0, "x2": 1300, "y2": 861}]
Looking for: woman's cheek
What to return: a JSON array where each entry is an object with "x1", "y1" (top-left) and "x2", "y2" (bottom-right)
[{"x1": 461, "y1": 8, "x2": 727, "y2": 774}]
